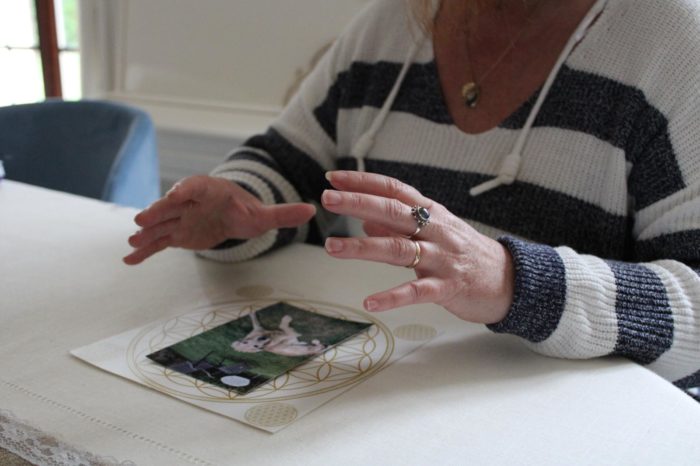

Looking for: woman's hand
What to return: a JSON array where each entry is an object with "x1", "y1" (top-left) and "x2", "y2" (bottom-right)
[
  {"x1": 123, "y1": 175, "x2": 316, "y2": 265},
  {"x1": 322, "y1": 171, "x2": 514, "y2": 324}
]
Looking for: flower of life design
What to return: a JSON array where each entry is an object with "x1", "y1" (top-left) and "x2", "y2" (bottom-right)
[{"x1": 127, "y1": 299, "x2": 394, "y2": 403}]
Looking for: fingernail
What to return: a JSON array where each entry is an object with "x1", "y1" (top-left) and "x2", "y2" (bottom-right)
[
  {"x1": 325, "y1": 238, "x2": 343, "y2": 253},
  {"x1": 322, "y1": 189, "x2": 341, "y2": 205},
  {"x1": 326, "y1": 171, "x2": 347, "y2": 183},
  {"x1": 128, "y1": 231, "x2": 140, "y2": 246},
  {"x1": 364, "y1": 299, "x2": 379, "y2": 311}
]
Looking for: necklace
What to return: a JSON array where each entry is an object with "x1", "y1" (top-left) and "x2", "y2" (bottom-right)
[{"x1": 461, "y1": 3, "x2": 541, "y2": 108}]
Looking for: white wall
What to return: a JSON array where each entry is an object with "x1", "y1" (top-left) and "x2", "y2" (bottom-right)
[{"x1": 80, "y1": 0, "x2": 369, "y2": 190}]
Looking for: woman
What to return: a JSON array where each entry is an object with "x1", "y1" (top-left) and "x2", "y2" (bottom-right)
[{"x1": 124, "y1": 0, "x2": 700, "y2": 395}]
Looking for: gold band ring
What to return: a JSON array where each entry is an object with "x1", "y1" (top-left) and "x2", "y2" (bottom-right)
[{"x1": 406, "y1": 240, "x2": 421, "y2": 269}]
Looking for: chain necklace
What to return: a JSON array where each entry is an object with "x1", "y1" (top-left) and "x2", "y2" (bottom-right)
[{"x1": 461, "y1": 2, "x2": 542, "y2": 108}]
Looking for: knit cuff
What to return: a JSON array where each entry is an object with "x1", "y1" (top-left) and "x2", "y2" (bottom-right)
[{"x1": 487, "y1": 236, "x2": 567, "y2": 343}]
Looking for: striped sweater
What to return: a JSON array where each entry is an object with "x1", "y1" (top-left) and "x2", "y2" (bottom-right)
[{"x1": 202, "y1": 0, "x2": 700, "y2": 390}]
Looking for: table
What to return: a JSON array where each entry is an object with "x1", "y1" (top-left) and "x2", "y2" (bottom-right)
[{"x1": 2, "y1": 180, "x2": 700, "y2": 465}]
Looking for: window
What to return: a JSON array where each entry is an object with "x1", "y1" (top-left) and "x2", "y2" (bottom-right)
[
  {"x1": 0, "y1": 0, "x2": 81, "y2": 106},
  {"x1": 56, "y1": 0, "x2": 80, "y2": 100}
]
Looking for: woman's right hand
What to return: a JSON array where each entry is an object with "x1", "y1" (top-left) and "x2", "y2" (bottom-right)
[{"x1": 123, "y1": 175, "x2": 316, "y2": 265}]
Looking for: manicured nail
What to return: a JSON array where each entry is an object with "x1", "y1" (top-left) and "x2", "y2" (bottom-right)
[
  {"x1": 364, "y1": 299, "x2": 379, "y2": 311},
  {"x1": 322, "y1": 189, "x2": 341, "y2": 205},
  {"x1": 327, "y1": 171, "x2": 347, "y2": 183},
  {"x1": 325, "y1": 237, "x2": 343, "y2": 253}
]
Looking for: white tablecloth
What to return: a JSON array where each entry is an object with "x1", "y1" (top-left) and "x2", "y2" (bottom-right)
[{"x1": 2, "y1": 180, "x2": 700, "y2": 465}]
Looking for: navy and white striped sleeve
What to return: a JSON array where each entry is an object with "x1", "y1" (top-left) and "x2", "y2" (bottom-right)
[
  {"x1": 489, "y1": 96, "x2": 700, "y2": 389},
  {"x1": 489, "y1": 237, "x2": 700, "y2": 388}
]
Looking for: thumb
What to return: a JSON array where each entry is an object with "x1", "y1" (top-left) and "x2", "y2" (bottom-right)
[{"x1": 259, "y1": 202, "x2": 316, "y2": 230}]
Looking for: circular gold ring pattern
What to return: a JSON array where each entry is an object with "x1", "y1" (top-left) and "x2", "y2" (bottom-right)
[
  {"x1": 127, "y1": 296, "x2": 395, "y2": 403},
  {"x1": 244, "y1": 403, "x2": 298, "y2": 427}
]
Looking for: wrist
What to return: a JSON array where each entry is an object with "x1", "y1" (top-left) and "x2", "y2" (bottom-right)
[
  {"x1": 487, "y1": 237, "x2": 567, "y2": 341},
  {"x1": 493, "y1": 242, "x2": 515, "y2": 323}
]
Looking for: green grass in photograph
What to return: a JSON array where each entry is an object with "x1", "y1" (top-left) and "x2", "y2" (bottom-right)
[{"x1": 148, "y1": 302, "x2": 371, "y2": 392}]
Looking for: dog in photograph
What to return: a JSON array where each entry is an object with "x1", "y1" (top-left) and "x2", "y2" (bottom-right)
[{"x1": 231, "y1": 311, "x2": 326, "y2": 357}]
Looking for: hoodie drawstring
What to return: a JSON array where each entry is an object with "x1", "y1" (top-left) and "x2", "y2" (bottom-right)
[
  {"x1": 469, "y1": 0, "x2": 609, "y2": 196},
  {"x1": 351, "y1": 37, "x2": 426, "y2": 172}
]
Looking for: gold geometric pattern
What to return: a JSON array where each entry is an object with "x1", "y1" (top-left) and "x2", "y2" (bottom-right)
[
  {"x1": 126, "y1": 297, "x2": 395, "y2": 404},
  {"x1": 244, "y1": 403, "x2": 298, "y2": 427},
  {"x1": 393, "y1": 324, "x2": 437, "y2": 341}
]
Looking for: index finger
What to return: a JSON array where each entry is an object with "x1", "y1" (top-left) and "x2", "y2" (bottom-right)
[
  {"x1": 135, "y1": 176, "x2": 214, "y2": 227},
  {"x1": 325, "y1": 171, "x2": 433, "y2": 208},
  {"x1": 134, "y1": 194, "x2": 188, "y2": 228}
]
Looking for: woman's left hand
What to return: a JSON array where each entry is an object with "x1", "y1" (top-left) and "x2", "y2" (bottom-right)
[{"x1": 322, "y1": 170, "x2": 515, "y2": 325}]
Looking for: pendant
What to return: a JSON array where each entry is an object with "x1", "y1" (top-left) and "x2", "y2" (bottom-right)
[{"x1": 461, "y1": 82, "x2": 480, "y2": 108}]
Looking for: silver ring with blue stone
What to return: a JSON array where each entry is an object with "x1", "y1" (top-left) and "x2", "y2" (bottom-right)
[{"x1": 409, "y1": 205, "x2": 430, "y2": 238}]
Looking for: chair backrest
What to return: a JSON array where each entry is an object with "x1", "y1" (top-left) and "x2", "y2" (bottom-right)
[{"x1": 0, "y1": 100, "x2": 160, "y2": 209}]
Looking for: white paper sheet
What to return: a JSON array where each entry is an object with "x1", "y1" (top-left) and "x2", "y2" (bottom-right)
[{"x1": 72, "y1": 288, "x2": 441, "y2": 432}]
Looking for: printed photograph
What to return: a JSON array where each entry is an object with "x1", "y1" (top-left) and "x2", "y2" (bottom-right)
[{"x1": 147, "y1": 302, "x2": 372, "y2": 394}]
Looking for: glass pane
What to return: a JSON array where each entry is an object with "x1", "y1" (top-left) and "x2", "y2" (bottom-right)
[
  {"x1": 0, "y1": 0, "x2": 38, "y2": 48},
  {"x1": 59, "y1": 50, "x2": 81, "y2": 100},
  {"x1": 0, "y1": 49, "x2": 45, "y2": 106},
  {"x1": 55, "y1": 0, "x2": 79, "y2": 50}
]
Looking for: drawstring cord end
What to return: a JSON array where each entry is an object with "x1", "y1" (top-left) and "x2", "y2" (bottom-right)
[
  {"x1": 350, "y1": 132, "x2": 375, "y2": 173},
  {"x1": 469, "y1": 152, "x2": 522, "y2": 196},
  {"x1": 469, "y1": 177, "x2": 505, "y2": 196}
]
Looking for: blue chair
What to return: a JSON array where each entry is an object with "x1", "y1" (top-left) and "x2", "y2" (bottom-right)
[{"x1": 0, "y1": 100, "x2": 160, "y2": 209}]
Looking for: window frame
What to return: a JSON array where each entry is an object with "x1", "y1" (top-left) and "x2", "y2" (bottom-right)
[{"x1": 35, "y1": 0, "x2": 62, "y2": 98}]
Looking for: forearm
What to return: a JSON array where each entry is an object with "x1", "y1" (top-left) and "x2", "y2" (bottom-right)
[{"x1": 489, "y1": 237, "x2": 700, "y2": 386}]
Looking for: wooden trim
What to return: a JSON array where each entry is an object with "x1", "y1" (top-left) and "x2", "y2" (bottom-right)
[{"x1": 35, "y1": 0, "x2": 62, "y2": 98}]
